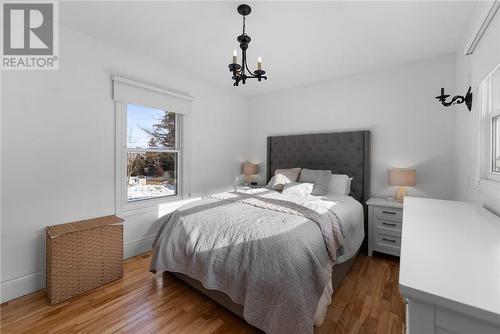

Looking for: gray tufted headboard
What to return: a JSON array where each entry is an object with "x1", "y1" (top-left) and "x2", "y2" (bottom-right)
[{"x1": 266, "y1": 130, "x2": 371, "y2": 246}]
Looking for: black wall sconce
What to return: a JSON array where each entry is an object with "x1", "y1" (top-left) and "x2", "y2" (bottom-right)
[{"x1": 435, "y1": 87, "x2": 473, "y2": 111}]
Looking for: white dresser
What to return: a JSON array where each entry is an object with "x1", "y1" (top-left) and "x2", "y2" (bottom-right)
[{"x1": 400, "y1": 197, "x2": 500, "y2": 334}]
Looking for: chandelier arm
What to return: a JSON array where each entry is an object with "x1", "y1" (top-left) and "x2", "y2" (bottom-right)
[{"x1": 244, "y1": 61, "x2": 254, "y2": 75}]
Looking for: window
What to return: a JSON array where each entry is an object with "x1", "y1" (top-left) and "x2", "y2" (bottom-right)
[
  {"x1": 493, "y1": 115, "x2": 500, "y2": 173},
  {"x1": 478, "y1": 64, "x2": 500, "y2": 187},
  {"x1": 126, "y1": 104, "x2": 179, "y2": 202},
  {"x1": 112, "y1": 76, "x2": 192, "y2": 214}
]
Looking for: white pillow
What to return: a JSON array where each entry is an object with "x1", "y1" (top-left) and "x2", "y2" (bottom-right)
[
  {"x1": 328, "y1": 174, "x2": 353, "y2": 196},
  {"x1": 265, "y1": 175, "x2": 276, "y2": 189},
  {"x1": 282, "y1": 182, "x2": 314, "y2": 196},
  {"x1": 268, "y1": 167, "x2": 302, "y2": 191}
]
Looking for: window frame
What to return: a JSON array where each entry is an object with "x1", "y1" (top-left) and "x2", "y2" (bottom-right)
[
  {"x1": 476, "y1": 64, "x2": 500, "y2": 197},
  {"x1": 490, "y1": 112, "x2": 500, "y2": 174},
  {"x1": 482, "y1": 71, "x2": 500, "y2": 181},
  {"x1": 116, "y1": 102, "x2": 185, "y2": 215}
]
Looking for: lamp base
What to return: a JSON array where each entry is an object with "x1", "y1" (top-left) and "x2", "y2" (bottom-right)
[
  {"x1": 244, "y1": 175, "x2": 253, "y2": 186},
  {"x1": 394, "y1": 186, "x2": 408, "y2": 203}
]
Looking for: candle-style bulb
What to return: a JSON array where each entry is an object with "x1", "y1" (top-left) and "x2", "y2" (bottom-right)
[
  {"x1": 257, "y1": 56, "x2": 262, "y2": 70},
  {"x1": 233, "y1": 50, "x2": 237, "y2": 64}
]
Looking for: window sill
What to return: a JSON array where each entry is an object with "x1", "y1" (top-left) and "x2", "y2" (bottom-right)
[
  {"x1": 118, "y1": 194, "x2": 190, "y2": 217},
  {"x1": 474, "y1": 178, "x2": 500, "y2": 200}
]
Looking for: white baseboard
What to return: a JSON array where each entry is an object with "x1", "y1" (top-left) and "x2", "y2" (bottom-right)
[
  {"x1": 0, "y1": 235, "x2": 156, "y2": 303},
  {"x1": 0, "y1": 270, "x2": 45, "y2": 303},
  {"x1": 123, "y1": 235, "x2": 155, "y2": 259}
]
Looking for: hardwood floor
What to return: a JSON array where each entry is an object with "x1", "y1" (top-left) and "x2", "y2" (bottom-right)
[{"x1": 1, "y1": 252, "x2": 404, "y2": 334}]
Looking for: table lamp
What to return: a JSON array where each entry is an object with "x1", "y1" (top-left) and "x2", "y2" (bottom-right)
[
  {"x1": 388, "y1": 169, "x2": 416, "y2": 202},
  {"x1": 242, "y1": 163, "x2": 259, "y2": 186}
]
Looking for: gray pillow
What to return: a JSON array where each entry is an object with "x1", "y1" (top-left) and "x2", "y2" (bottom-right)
[{"x1": 299, "y1": 168, "x2": 332, "y2": 195}]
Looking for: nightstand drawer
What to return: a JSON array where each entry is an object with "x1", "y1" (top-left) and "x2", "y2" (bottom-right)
[
  {"x1": 374, "y1": 217, "x2": 402, "y2": 236},
  {"x1": 375, "y1": 233, "x2": 401, "y2": 249},
  {"x1": 373, "y1": 206, "x2": 402, "y2": 221}
]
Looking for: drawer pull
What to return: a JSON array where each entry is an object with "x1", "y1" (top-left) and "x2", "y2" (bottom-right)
[
  {"x1": 382, "y1": 237, "x2": 396, "y2": 243},
  {"x1": 382, "y1": 222, "x2": 396, "y2": 227},
  {"x1": 382, "y1": 210, "x2": 396, "y2": 215}
]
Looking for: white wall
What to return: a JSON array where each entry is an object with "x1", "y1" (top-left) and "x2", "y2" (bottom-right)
[
  {"x1": 248, "y1": 55, "x2": 457, "y2": 200},
  {"x1": 0, "y1": 26, "x2": 249, "y2": 302},
  {"x1": 454, "y1": 2, "x2": 500, "y2": 214}
]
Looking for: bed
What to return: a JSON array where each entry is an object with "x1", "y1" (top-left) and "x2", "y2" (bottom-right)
[{"x1": 150, "y1": 130, "x2": 370, "y2": 334}]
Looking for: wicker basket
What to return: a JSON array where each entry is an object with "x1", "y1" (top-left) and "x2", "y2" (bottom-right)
[{"x1": 46, "y1": 215, "x2": 124, "y2": 304}]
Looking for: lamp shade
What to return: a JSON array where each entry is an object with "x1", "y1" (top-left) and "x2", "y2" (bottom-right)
[
  {"x1": 388, "y1": 169, "x2": 416, "y2": 186},
  {"x1": 242, "y1": 163, "x2": 258, "y2": 176}
]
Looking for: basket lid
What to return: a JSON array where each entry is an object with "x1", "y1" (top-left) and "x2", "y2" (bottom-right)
[{"x1": 46, "y1": 215, "x2": 124, "y2": 238}]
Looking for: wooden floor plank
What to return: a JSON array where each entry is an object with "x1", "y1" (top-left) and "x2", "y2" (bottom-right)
[{"x1": 1, "y1": 252, "x2": 403, "y2": 334}]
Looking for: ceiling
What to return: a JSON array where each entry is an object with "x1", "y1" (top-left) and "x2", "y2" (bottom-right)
[{"x1": 60, "y1": 1, "x2": 479, "y2": 96}]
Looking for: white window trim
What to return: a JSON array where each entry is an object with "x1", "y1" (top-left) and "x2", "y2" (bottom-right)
[
  {"x1": 474, "y1": 64, "x2": 500, "y2": 199},
  {"x1": 115, "y1": 102, "x2": 191, "y2": 216},
  {"x1": 489, "y1": 109, "x2": 500, "y2": 178}
]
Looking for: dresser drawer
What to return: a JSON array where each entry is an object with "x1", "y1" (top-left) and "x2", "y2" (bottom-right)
[
  {"x1": 373, "y1": 206, "x2": 402, "y2": 221},
  {"x1": 374, "y1": 217, "x2": 402, "y2": 236},
  {"x1": 375, "y1": 233, "x2": 401, "y2": 249}
]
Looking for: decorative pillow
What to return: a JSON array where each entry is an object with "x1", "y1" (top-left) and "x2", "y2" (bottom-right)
[
  {"x1": 328, "y1": 174, "x2": 353, "y2": 196},
  {"x1": 298, "y1": 168, "x2": 332, "y2": 195},
  {"x1": 282, "y1": 182, "x2": 314, "y2": 196},
  {"x1": 265, "y1": 175, "x2": 276, "y2": 189},
  {"x1": 270, "y1": 168, "x2": 301, "y2": 191}
]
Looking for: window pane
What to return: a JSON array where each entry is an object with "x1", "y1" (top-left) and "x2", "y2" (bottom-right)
[
  {"x1": 493, "y1": 115, "x2": 500, "y2": 173},
  {"x1": 127, "y1": 151, "x2": 177, "y2": 201},
  {"x1": 492, "y1": 67, "x2": 500, "y2": 111},
  {"x1": 127, "y1": 104, "x2": 175, "y2": 149}
]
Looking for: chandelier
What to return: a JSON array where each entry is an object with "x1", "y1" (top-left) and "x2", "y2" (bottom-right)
[{"x1": 228, "y1": 4, "x2": 267, "y2": 86}]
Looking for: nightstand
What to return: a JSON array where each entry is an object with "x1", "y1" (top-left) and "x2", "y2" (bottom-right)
[{"x1": 367, "y1": 198, "x2": 403, "y2": 257}]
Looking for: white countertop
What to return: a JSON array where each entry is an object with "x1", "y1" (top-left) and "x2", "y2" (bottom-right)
[{"x1": 399, "y1": 197, "x2": 500, "y2": 325}]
